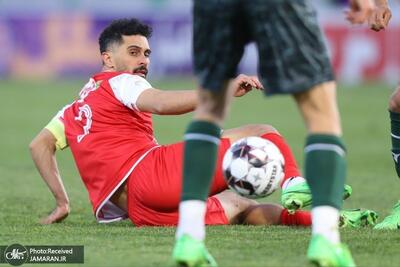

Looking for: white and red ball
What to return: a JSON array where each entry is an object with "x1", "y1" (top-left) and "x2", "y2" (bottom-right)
[{"x1": 222, "y1": 136, "x2": 285, "y2": 198}]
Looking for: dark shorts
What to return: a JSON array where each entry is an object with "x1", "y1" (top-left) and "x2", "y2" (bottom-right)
[{"x1": 193, "y1": 0, "x2": 334, "y2": 95}]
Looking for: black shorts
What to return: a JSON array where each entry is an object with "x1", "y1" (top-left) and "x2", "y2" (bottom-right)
[{"x1": 193, "y1": 0, "x2": 334, "y2": 95}]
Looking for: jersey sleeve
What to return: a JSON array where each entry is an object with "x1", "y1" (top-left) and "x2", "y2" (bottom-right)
[
  {"x1": 44, "y1": 115, "x2": 68, "y2": 151},
  {"x1": 108, "y1": 73, "x2": 153, "y2": 111}
]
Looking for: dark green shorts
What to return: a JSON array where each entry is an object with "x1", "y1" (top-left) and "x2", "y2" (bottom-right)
[{"x1": 193, "y1": 0, "x2": 334, "y2": 95}]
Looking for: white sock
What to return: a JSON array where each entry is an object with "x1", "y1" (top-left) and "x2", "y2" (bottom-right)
[
  {"x1": 312, "y1": 206, "x2": 340, "y2": 244},
  {"x1": 176, "y1": 200, "x2": 206, "y2": 241},
  {"x1": 282, "y1": 176, "x2": 306, "y2": 190}
]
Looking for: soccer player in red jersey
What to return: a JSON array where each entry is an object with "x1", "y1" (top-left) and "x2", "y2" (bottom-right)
[{"x1": 29, "y1": 18, "x2": 309, "y2": 227}]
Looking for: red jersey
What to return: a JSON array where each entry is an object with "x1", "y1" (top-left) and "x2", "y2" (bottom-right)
[{"x1": 61, "y1": 72, "x2": 159, "y2": 223}]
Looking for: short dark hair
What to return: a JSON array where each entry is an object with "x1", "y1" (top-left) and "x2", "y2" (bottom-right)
[{"x1": 99, "y1": 18, "x2": 152, "y2": 53}]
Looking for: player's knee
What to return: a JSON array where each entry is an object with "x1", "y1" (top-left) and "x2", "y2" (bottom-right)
[
  {"x1": 389, "y1": 90, "x2": 400, "y2": 112},
  {"x1": 243, "y1": 124, "x2": 279, "y2": 136}
]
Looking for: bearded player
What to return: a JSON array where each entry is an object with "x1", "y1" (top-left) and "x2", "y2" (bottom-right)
[{"x1": 29, "y1": 19, "x2": 374, "y2": 233}]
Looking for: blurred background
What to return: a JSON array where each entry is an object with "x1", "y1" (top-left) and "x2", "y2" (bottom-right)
[{"x1": 0, "y1": 0, "x2": 399, "y2": 84}]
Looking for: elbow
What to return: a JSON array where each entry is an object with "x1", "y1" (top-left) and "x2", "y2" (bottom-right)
[
  {"x1": 29, "y1": 139, "x2": 37, "y2": 153},
  {"x1": 29, "y1": 138, "x2": 40, "y2": 157},
  {"x1": 29, "y1": 131, "x2": 54, "y2": 157}
]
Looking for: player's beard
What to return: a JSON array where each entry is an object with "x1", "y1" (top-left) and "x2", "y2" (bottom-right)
[{"x1": 132, "y1": 66, "x2": 148, "y2": 78}]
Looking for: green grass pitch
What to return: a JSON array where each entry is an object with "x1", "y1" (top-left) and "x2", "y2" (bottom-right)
[{"x1": 1, "y1": 78, "x2": 400, "y2": 266}]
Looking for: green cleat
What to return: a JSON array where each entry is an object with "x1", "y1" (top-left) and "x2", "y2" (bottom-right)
[
  {"x1": 172, "y1": 234, "x2": 218, "y2": 267},
  {"x1": 339, "y1": 209, "x2": 378, "y2": 228},
  {"x1": 374, "y1": 201, "x2": 400, "y2": 230},
  {"x1": 281, "y1": 181, "x2": 352, "y2": 212},
  {"x1": 307, "y1": 235, "x2": 356, "y2": 267}
]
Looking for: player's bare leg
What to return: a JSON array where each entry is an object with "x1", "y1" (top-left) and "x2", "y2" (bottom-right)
[
  {"x1": 215, "y1": 190, "x2": 284, "y2": 225},
  {"x1": 215, "y1": 190, "x2": 376, "y2": 228},
  {"x1": 375, "y1": 85, "x2": 400, "y2": 230},
  {"x1": 293, "y1": 82, "x2": 355, "y2": 267}
]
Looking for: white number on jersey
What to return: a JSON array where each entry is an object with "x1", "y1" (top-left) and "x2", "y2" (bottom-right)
[
  {"x1": 78, "y1": 78, "x2": 98, "y2": 103},
  {"x1": 74, "y1": 104, "x2": 92, "y2": 143}
]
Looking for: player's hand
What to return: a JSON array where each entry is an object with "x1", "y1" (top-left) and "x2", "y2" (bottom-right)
[
  {"x1": 232, "y1": 74, "x2": 263, "y2": 97},
  {"x1": 368, "y1": 3, "x2": 392, "y2": 31},
  {"x1": 40, "y1": 202, "x2": 70, "y2": 225},
  {"x1": 346, "y1": 0, "x2": 375, "y2": 25}
]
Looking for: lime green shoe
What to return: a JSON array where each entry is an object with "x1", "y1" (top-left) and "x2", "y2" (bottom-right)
[
  {"x1": 307, "y1": 235, "x2": 356, "y2": 267},
  {"x1": 172, "y1": 234, "x2": 218, "y2": 267},
  {"x1": 339, "y1": 209, "x2": 378, "y2": 228},
  {"x1": 374, "y1": 201, "x2": 400, "y2": 230},
  {"x1": 281, "y1": 181, "x2": 352, "y2": 212}
]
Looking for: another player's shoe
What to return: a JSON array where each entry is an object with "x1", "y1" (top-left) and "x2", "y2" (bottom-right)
[
  {"x1": 307, "y1": 235, "x2": 356, "y2": 267},
  {"x1": 281, "y1": 179, "x2": 352, "y2": 212},
  {"x1": 339, "y1": 209, "x2": 378, "y2": 228},
  {"x1": 374, "y1": 201, "x2": 400, "y2": 230},
  {"x1": 172, "y1": 234, "x2": 218, "y2": 267}
]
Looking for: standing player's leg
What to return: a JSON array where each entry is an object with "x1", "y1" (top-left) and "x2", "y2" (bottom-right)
[
  {"x1": 246, "y1": 0, "x2": 355, "y2": 265},
  {"x1": 175, "y1": 88, "x2": 230, "y2": 236},
  {"x1": 293, "y1": 82, "x2": 355, "y2": 265},
  {"x1": 374, "y1": 85, "x2": 400, "y2": 230},
  {"x1": 173, "y1": 88, "x2": 231, "y2": 267},
  {"x1": 173, "y1": 1, "x2": 246, "y2": 266}
]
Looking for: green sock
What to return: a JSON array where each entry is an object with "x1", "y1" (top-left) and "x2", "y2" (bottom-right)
[
  {"x1": 182, "y1": 120, "x2": 221, "y2": 201},
  {"x1": 304, "y1": 134, "x2": 346, "y2": 209},
  {"x1": 390, "y1": 111, "x2": 400, "y2": 178}
]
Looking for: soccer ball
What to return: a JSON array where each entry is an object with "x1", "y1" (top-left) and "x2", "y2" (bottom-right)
[{"x1": 222, "y1": 136, "x2": 285, "y2": 198}]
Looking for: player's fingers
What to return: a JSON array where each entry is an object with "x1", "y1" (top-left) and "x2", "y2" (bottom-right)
[
  {"x1": 242, "y1": 78, "x2": 257, "y2": 89},
  {"x1": 369, "y1": 12, "x2": 384, "y2": 31},
  {"x1": 250, "y1": 76, "x2": 264, "y2": 89},
  {"x1": 372, "y1": 9, "x2": 391, "y2": 31},
  {"x1": 383, "y1": 10, "x2": 392, "y2": 27}
]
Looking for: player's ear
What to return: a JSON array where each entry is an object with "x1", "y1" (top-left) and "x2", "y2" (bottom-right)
[{"x1": 101, "y1": 51, "x2": 114, "y2": 69}]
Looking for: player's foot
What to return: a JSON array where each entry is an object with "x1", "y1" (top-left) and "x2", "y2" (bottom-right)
[
  {"x1": 339, "y1": 209, "x2": 378, "y2": 228},
  {"x1": 281, "y1": 179, "x2": 352, "y2": 212},
  {"x1": 374, "y1": 201, "x2": 400, "y2": 230},
  {"x1": 172, "y1": 234, "x2": 218, "y2": 267},
  {"x1": 307, "y1": 235, "x2": 356, "y2": 267}
]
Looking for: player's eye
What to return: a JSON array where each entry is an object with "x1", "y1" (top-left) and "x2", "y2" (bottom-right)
[{"x1": 129, "y1": 50, "x2": 139, "y2": 56}]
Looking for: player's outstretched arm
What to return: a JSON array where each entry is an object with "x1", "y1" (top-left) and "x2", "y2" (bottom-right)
[
  {"x1": 136, "y1": 74, "x2": 263, "y2": 115},
  {"x1": 29, "y1": 129, "x2": 70, "y2": 224},
  {"x1": 369, "y1": 0, "x2": 392, "y2": 31}
]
